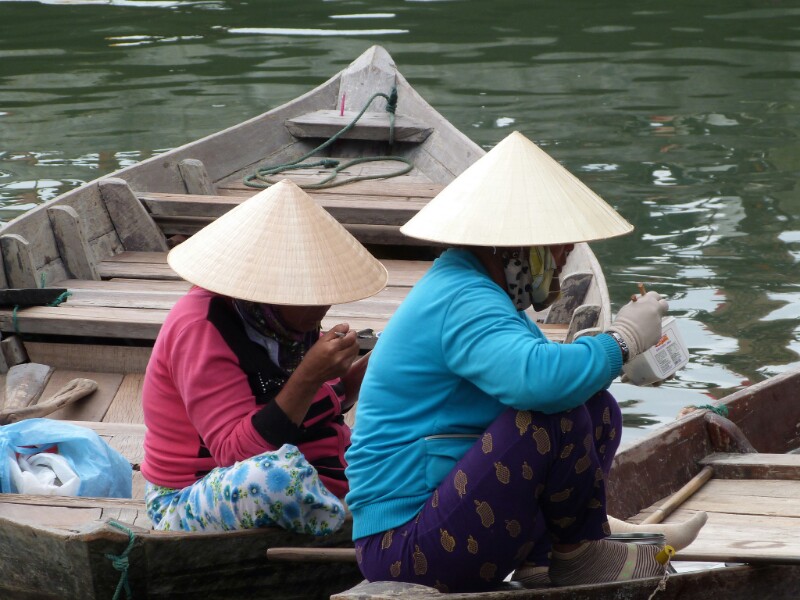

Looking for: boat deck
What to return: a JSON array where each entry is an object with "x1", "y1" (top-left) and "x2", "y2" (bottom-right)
[{"x1": 632, "y1": 453, "x2": 800, "y2": 565}]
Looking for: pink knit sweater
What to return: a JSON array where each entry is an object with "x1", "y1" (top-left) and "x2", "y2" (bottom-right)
[{"x1": 141, "y1": 287, "x2": 350, "y2": 497}]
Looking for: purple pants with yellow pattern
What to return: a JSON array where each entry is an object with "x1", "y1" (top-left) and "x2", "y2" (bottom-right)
[{"x1": 354, "y1": 391, "x2": 622, "y2": 592}]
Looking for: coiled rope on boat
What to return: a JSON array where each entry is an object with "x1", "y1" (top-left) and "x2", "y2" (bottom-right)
[{"x1": 243, "y1": 87, "x2": 413, "y2": 190}]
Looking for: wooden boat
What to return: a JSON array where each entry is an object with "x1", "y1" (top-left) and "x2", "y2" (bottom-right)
[
  {"x1": 327, "y1": 367, "x2": 800, "y2": 599},
  {"x1": 0, "y1": 46, "x2": 610, "y2": 600}
]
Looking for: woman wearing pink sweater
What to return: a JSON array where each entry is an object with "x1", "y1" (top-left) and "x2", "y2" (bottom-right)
[{"x1": 141, "y1": 180, "x2": 387, "y2": 534}]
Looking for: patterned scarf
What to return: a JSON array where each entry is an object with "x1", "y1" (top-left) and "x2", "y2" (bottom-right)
[
  {"x1": 234, "y1": 300, "x2": 317, "y2": 373},
  {"x1": 501, "y1": 247, "x2": 562, "y2": 312}
]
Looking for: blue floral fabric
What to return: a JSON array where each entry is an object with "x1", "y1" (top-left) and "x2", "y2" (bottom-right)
[{"x1": 145, "y1": 444, "x2": 344, "y2": 535}]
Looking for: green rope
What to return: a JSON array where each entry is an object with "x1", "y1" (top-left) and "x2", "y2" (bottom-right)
[
  {"x1": 696, "y1": 404, "x2": 729, "y2": 417},
  {"x1": 105, "y1": 520, "x2": 136, "y2": 600},
  {"x1": 11, "y1": 305, "x2": 19, "y2": 334},
  {"x1": 48, "y1": 290, "x2": 72, "y2": 306},
  {"x1": 244, "y1": 87, "x2": 413, "y2": 190}
]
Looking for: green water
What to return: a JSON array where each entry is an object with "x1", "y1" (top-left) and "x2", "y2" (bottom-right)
[{"x1": 1, "y1": 0, "x2": 799, "y2": 443}]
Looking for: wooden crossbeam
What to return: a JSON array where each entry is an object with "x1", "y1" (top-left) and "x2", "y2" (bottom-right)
[
  {"x1": 285, "y1": 110, "x2": 433, "y2": 143},
  {"x1": 700, "y1": 453, "x2": 800, "y2": 480}
]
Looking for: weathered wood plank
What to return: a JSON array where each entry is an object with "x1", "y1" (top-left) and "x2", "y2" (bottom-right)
[
  {"x1": 338, "y1": 45, "x2": 397, "y2": 115},
  {"x1": 61, "y1": 277, "x2": 191, "y2": 293},
  {"x1": 0, "y1": 305, "x2": 168, "y2": 339},
  {"x1": 42, "y1": 370, "x2": 124, "y2": 422},
  {"x1": 0, "y1": 233, "x2": 39, "y2": 289},
  {"x1": 3, "y1": 362, "x2": 53, "y2": 411},
  {"x1": 103, "y1": 373, "x2": 146, "y2": 425},
  {"x1": 26, "y1": 341, "x2": 152, "y2": 373},
  {"x1": 344, "y1": 224, "x2": 433, "y2": 247},
  {"x1": 150, "y1": 215, "x2": 426, "y2": 246},
  {"x1": 96, "y1": 260, "x2": 180, "y2": 281},
  {"x1": 1, "y1": 335, "x2": 29, "y2": 371},
  {"x1": 0, "y1": 501, "x2": 103, "y2": 530},
  {"x1": 139, "y1": 191, "x2": 426, "y2": 225},
  {"x1": 700, "y1": 453, "x2": 800, "y2": 480},
  {"x1": 65, "y1": 420, "x2": 147, "y2": 436},
  {"x1": 47, "y1": 205, "x2": 100, "y2": 280},
  {"x1": 99, "y1": 178, "x2": 169, "y2": 252},
  {"x1": 286, "y1": 110, "x2": 432, "y2": 143},
  {"x1": 680, "y1": 480, "x2": 800, "y2": 517},
  {"x1": 178, "y1": 158, "x2": 216, "y2": 195},
  {"x1": 65, "y1": 288, "x2": 183, "y2": 310},
  {"x1": 671, "y1": 509, "x2": 800, "y2": 564},
  {"x1": 98, "y1": 252, "x2": 431, "y2": 288},
  {"x1": 100, "y1": 251, "x2": 168, "y2": 264},
  {"x1": 0, "y1": 493, "x2": 145, "y2": 511}
]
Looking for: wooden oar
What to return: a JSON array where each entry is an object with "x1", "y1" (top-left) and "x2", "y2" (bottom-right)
[
  {"x1": 1, "y1": 363, "x2": 54, "y2": 417},
  {"x1": 641, "y1": 465, "x2": 714, "y2": 525}
]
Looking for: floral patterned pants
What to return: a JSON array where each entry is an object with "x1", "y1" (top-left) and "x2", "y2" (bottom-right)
[
  {"x1": 354, "y1": 391, "x2": 622, "y2": 592},
  {"x1": 145, "y1": 444, "x2": 345, "y2": 536}
]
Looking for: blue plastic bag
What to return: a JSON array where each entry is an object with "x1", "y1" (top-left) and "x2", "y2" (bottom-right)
[{"x1": 0, "y1": 418, "x2": 132, "y2": 498}]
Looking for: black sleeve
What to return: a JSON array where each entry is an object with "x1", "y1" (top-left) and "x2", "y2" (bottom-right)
[{"x1": 251, "y1": 400, "x2": 303, "y2": 447}]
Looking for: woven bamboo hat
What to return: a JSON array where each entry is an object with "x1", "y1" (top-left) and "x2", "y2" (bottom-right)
[
  {"x1": 168, "y1": 179, "x2": 388, "y2": 305},
  {"x1": 400, "y1": 131, "x2": 633, "y2": 246}
]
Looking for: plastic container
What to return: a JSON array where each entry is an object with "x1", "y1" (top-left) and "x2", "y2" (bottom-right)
[
  {"x1": 606, "y1": 532, "x2": 677, "y2": 573},
  {"x1": 621, "y1": 316, "x2": 689, "y2": 386}
]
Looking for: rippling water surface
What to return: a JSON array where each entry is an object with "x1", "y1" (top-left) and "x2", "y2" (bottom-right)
[{"x1": 1, "y1": 0, "x2": 799, "y2": 443}]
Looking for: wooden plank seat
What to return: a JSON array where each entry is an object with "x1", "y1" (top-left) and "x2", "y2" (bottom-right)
[
  {"x1": 284, "y1": 110, "x2": 433, "y2": 143},
  {"x1": 138, "y1": 191, "x2": 426, "y2": 227},
  {"x1": 137, "y1": 184, "x2": 439, "y2": 245},
  {"x1": 0, "y1": 493, "x2": 150, "y2": 533}
]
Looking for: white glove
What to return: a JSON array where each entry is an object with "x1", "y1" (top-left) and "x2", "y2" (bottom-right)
[{"x1": 606, "y1": 291, "x2": 669, "y2": 361}]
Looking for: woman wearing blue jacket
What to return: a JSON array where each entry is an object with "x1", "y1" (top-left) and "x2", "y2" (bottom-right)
[{"x1": 345, "y1": 131, "x2": 676, "y2": 591}]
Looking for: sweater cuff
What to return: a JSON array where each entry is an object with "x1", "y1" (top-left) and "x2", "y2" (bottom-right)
[
  {"x1": 252, "y1": 400, "x2": 302, "y2": 447},
  {"x1": 596, "y1": 332, "x2": 624, "y2": 376}
]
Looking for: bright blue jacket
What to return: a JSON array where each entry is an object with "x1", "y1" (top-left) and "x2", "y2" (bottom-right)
[{"x1": 345, "y1": 249, "x2": 622, "y2": 539}]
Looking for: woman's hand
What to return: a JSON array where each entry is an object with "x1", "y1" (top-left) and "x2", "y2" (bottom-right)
[
  {"x1": 275, "y1": 324, "x2": 359, "y2": 425},
  {"x1": 606, "y1": 291, "x2": 669, "y2": 361},
  {"x1": 297, "y1": 324, "x2": 360, "y2": 385}
]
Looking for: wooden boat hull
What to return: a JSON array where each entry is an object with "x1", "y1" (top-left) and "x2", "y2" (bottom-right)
[
  {"x1": 0, "y1": 46, "x2": 612, "y2": 599},
  {"x1": 0, "y1": 505, "x2": 361, "y2": 599}
]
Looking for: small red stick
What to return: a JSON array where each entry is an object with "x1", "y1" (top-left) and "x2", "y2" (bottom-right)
[{"x1": 340, "y1": 93, "x2": 346, "y2": 116}]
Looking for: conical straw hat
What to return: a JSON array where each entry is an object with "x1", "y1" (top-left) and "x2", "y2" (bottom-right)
[
  {"x1": 168, "y1": 179, "x2": 388, "y2": 305},
  {"x1": 400, "y1": 131, "x2": 633, "y2": 246}
]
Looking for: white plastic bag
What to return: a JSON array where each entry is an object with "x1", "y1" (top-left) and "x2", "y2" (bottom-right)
[
  {"x1": 0, "y1": 419, "x2": 131, "y2": 497},
  {"x1": 8, "y1": 451, "x2": 80, "y2": 496}
]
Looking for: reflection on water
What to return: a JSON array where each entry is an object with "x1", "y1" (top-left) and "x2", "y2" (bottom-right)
[
  {"x1": 226, "y1": 28, "x2": 410, "y2": 37},
  {"x1": 1, "y1": 0, "x2": 799, "y2": 443}
]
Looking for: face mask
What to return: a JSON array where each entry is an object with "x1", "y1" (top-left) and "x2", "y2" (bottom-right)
[{"x1": 501, "y1": 248, "x2": 534, "y2": 311}]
